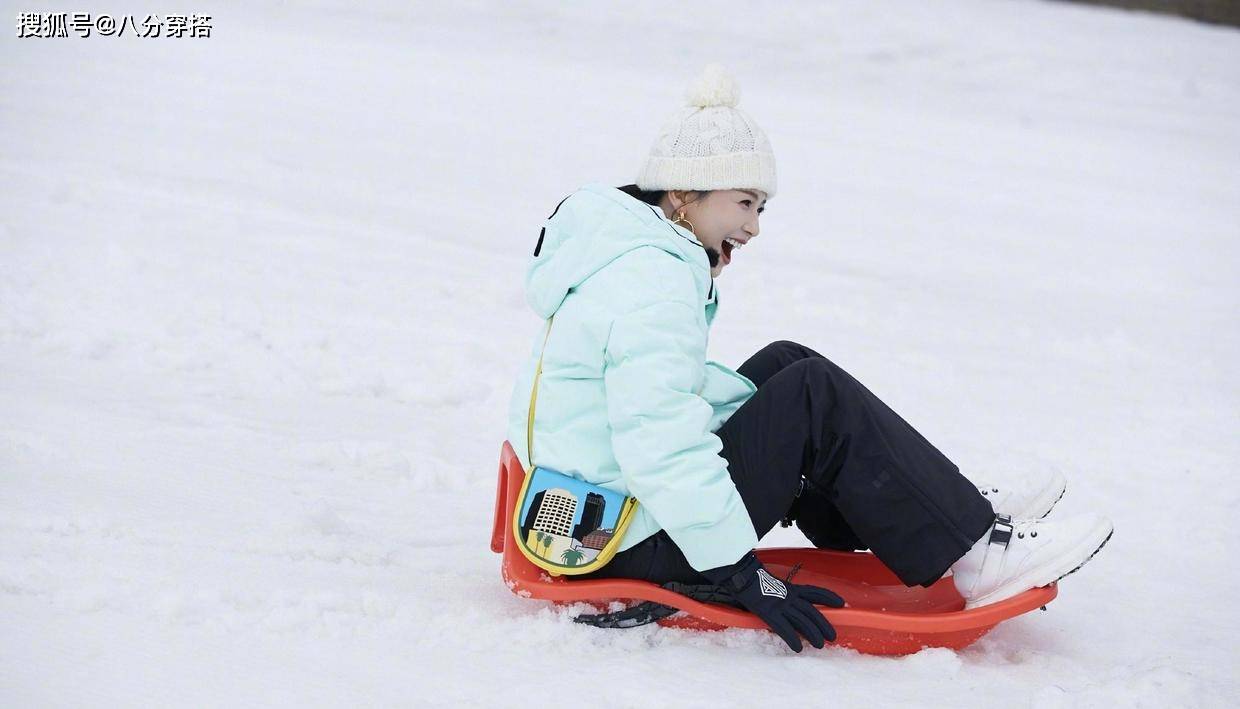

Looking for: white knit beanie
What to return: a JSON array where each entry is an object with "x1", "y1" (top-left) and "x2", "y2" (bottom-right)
[{"x1": 636, "y1": 64, "x2": 776, "y2": 198}]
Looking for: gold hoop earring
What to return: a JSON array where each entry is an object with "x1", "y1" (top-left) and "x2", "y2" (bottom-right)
[{"x1": 672, "y1": 212, "x2": 695, "y2": 234}]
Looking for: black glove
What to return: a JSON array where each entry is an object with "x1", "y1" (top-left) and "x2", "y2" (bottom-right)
[{"x1": 703, "y1": 551, "x2": 845, "y2": 652}]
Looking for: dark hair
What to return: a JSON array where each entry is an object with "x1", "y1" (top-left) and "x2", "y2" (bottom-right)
[
  {"x1": 617, "y1": 184, "x2": 721, "y2": 267},
  {"x1": 617, "y1": 184, "x2": 713, "y2": 209},
  {"x1": 616, "y1": 184, "x2": 665, "y2": 206}
]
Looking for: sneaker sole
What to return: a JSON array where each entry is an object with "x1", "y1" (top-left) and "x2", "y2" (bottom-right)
[
  {"x1": 1023, "y1": 473, "x2": 1068, "y2": 520},
  {"x1": 1050, "y1": 526, "x2": 1113, "y2": 583},
  {"x1": 1035, "y1": 481, "x2": 1067, "y2": 519},
  {"x1": 963, "y1": 518, "x2": 1113, "y2": 609}
]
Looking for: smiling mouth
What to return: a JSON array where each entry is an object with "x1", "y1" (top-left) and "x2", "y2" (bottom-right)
[{"x1": 720, "y1": 239, "x2": 734, "y2": 264}]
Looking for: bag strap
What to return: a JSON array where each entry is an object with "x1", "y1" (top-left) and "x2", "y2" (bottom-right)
[{"x1": 525, "y1": 315, "x2": 554, "y2": 470}]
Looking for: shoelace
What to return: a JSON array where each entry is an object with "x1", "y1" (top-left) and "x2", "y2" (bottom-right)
[
  {"x1": 783, "y1": 562, "x2": 803, "y2": 584},
  {"x1": 1009, "y1": 518, "x2": 1040, "y2": 541}
]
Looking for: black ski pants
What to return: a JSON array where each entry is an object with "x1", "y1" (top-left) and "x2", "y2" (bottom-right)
[{"x1": 578, "y1": 340, "x2": 996, "y2": 588}]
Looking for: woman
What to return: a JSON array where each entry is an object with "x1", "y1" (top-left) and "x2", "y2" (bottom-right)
[{"x1": 506, "y1": 64, "x2": 1113, "y2": 653}]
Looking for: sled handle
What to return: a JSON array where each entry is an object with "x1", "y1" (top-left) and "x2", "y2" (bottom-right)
[{"x1": 490, "y1": 443, "x2": 509, "y2": 554}]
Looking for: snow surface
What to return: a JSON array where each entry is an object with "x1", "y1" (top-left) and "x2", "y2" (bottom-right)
[{"x1": 2, "y1": 1, "x2": 1238, "y2": 706}]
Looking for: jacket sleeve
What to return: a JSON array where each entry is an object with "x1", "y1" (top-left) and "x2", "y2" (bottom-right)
[
  {"x1": 603, "y1": 299, "x2": 758, "y2": 571},
  {"x1": 700, "y1": 360, "x2": 758, "y2": 432}
]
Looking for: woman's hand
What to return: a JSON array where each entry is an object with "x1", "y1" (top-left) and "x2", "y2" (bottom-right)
[{"x1": 703, "y1": 551, "x2": 845, "y2": 652}]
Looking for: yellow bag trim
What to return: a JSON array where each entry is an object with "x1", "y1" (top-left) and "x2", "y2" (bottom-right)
[{"x1": 517, "y1": 314, "x2": 639, "y2": 576}]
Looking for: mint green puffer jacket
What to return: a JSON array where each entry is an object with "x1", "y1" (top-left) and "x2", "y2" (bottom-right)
[{"x1": 505, "y1": 183, "x2": 759, "y2": 571}]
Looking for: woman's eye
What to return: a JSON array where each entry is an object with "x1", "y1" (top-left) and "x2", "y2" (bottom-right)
[{"x1": 741, "y1": 200, "x2": 752, "y2": 208}]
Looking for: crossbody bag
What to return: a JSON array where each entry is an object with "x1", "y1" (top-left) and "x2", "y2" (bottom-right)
[{"x1": 512, "y1": 315, "x2": 640, "y2": 576}]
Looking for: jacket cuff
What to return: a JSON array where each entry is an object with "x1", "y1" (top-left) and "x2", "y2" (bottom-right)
[{"x1": 669, "y1": 504, "x2": 759, "y2": 572}]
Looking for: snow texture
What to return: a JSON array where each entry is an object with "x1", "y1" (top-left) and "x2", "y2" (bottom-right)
[{"x1": 2, "y1": 0, "x2": 1238, "y2": 706}]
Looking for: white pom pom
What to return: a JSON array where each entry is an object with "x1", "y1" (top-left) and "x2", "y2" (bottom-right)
[{"x1": 684, "y1": 63, "x2": 740, "y2": 108}]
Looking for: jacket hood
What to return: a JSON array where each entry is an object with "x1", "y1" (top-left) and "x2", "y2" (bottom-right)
[{"x1": 525, "y1": 183, "x2": 713, "y2": 318}]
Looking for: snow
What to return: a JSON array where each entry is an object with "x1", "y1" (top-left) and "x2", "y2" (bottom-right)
[{"x1": 2, "y1": 0, "x2": 1237, "y2": 706}]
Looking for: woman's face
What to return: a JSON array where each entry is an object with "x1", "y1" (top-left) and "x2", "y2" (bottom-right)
[{"x1": 667, "y1": 189, "x2": 766, "y2": 278}]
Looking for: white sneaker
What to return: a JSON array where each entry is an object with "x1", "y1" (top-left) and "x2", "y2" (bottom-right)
[
  {"x1": 951, "y1": 512, "x2": 1113, "y2": 609},
  {"x1": 974, "y1": 469, "x2": 1067, "y2": 520}
]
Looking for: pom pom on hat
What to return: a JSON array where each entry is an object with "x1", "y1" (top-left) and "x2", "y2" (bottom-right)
[
  {"x1": 684, "y1": 63, "x2": 740, "y2": 108},
  {"x1": 636, "y1": 64, "x2": 777, "y2": 198}
]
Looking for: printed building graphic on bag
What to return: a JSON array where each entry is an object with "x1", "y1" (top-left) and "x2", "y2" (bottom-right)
[
  {"x1": 572, "y1": 493, "x2": 605, "y2": 542},
  {"x1": 519, "y1": 470, "x2": 626, "y2": 567}
]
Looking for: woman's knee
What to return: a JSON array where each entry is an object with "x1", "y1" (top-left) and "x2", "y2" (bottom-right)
[
  {"x1": 788, "y1": 354, "x2": 839, "y2": 379},
  {"x1": 787, "y1": 356, "x2": 860, "y2": 400},
  {"x1": 761, "y1": 339, "x2": 824, "y2": 363},
  {"x1": 741, "y1": 341, "x2": 835, "y2": 390}
]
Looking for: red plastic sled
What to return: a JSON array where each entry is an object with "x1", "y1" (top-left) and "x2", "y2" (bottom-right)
[{"x1": 492, "y1": 441, "x2": 1055, "y2": 655}]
